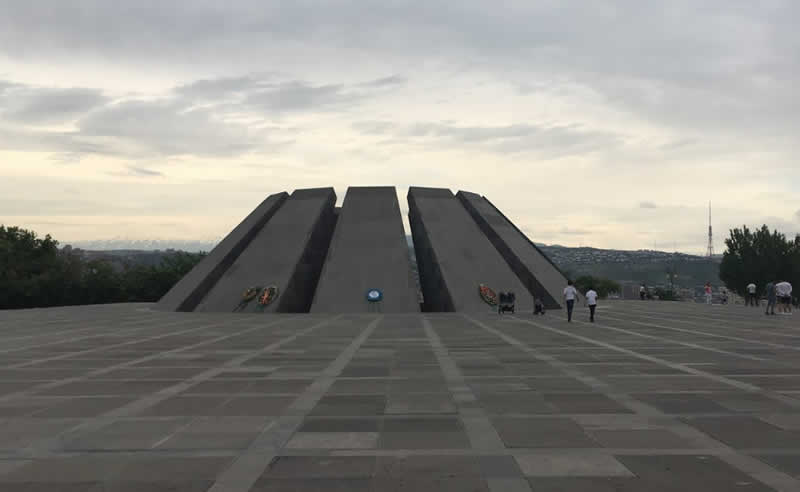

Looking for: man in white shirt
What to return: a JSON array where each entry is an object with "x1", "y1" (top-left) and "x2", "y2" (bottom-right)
[
  {"x1": 746, "y1": 283, "x2": 757, "y2": 307},
  {"x1": 563, "y1": 280, "x2": 578, "y2": 323},
  {"x1": 585, "y1": 287, "x2": 598, "y2": 322},
  {"x1": 775, "y1": 281, "x2": 793, "y2": 314}
]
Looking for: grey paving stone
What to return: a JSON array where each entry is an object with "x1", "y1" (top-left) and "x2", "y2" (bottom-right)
[
  {"x1": 5, "y1": 304, "x2": 800, "y2": 491},
  {"x1": 260, "y1": 456, "x2": 377, "y2": 479},
  {"x1": 136, "y1": 396, "x2": 228, "y2": 417},
  {"x1": 298, "y1": 418, "x2": 380, "y2": 432},
  {"x1": 379, "y1": 431, "x2": 471, "y2": 449},
  {"x1": 180, "y1": 416, "x2": 270, "y2": 434},
  {"x1": 754, "y1": 455, "x2": 800, "y2": 479},
  {"x1": 515, "y1": 453, "x2": 633, "y2": 477},
  {"x1": 709, "y1": 393, "x2": 797, "y2": 413},
  {"x1": 31, "y1": 397, "x2": 134, "y2": 418},
  {"x1": 112, "y1": 457, "x2": 233, "y2": 482},
  {"x1": 386, "y1": 394, "x2": 457, "y2": 414},
  {"x1": 479, "y1": 392, "x2": 557, "y2": 415},
  {"x1": 89, "y1": 480, "x2": 214, "y2": 492},
  {"x1": 382, "y1": 417, "x2": 463, "y2": 432},
  {"x1": 634, "y1": 394, "x2": 732, "y2": 414},
  {"x1": 478, "y1": 456, "x2": 525, "y2": 478},
  {"x1": 492, "y1": 418, "x2": 601, "y2": 448},
  {"x1": 286, "y1": 432, "x2": 379, "y2": 449},
  {"x1": 759, "y1": 414, "x2": 800, "y2": 430},
  {"x1": 248, "y1": 478, "x2": 373, "y2": 492},
  {"x1": 182, "y1": 380, "x2": 254, "y2": 394},
  {"x1": 371, "y1": 477, "x2": 490, "y2": 491},
  {"x1": 1, "y1": 483, "x2": 100, "y2": 492},
  {"x1": 375, "y1": 455, "x2": 481, "y2": 478},
  {"x1": 585, "y1": 429, "x2": 697, "y2": 449},
  {"x1": 523, "y1": 378, "x2": 592, "y2": 392},
  {"x1": 215, "y1": 396, "x2": 293, "y2": 416},
  {"x1": 525, "y1": 477, "x2": 639, "y2": 491},
  {"x1": 245, "y1": 379, "x2": 313, "y2": 394},
  {"x1": 684, "y1": 416, "x2": 800, "y2": 448},
  {"x1": 339, "y1": 367, "x2": 390, "y2": 378},
  {"x1": 327, "y1": 380, "x2": 388, "y2": 395},
  {"x1": 0, "y1": 419, "x2": 79, "y2": 450},
  {"x1": 156, "y1": 432, "x2": 257, "y2": 450},
  {"x1": 542, "y1": 394, "x2": 634, "y2": 414},
  {"x1": 616, "y1": 455, "x2": 776, "y2": 491},
  {"x1": 309, "y1": 395, "x2": 387, "y2": 416},
  {"x1": 0, "y1": 456, "x2": 130, "y2": 482}
]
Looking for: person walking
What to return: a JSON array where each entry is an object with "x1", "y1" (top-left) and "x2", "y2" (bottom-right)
[
  {"x1": 639, "y1": 284, "x2": 646, "y2": 300},
  {"x1": 563, "y1": 280, "x2": 578, "y2": 323},
  {"x1": 746, "y1": 282, "x2": 757, "y2": 307},
  {"x1": 585, "y1": 286, "x2": 598, "y2": 322},
  {"x1": 704, "y1": 282, "x2": 713, "y2": 305},
  {"x1": 776, "y1": 281, "x2": 793, "y2": 315},
  {"x1": 765, "y1": 281, "x2": 776, "y2": 315}
]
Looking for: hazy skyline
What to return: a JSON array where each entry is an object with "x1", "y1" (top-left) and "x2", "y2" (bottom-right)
[{"x1": 1, "y1": 1, "x2": 798, "y2": 255}]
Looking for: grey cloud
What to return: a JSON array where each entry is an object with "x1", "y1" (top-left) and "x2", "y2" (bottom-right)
[
  {"x1": 0, "y1": 73, "x2": 402, "y2": 160},
  {"x1": 358, "y1": 75, "x2": 406, "y2": 87},
  {"x1": 125, "y1": 165, "x2": 163, "y2": 177},
  {"x1": 795, "y1": 209, "x2": 800, "y2": 222},
  {"x1": 245, "y1": 81, "x2": 351, "y2": 113},
  {"x1": 0, "y1": 2, "x2": 796, "y2": 142},
  {"x1": 0, "y1": 84, "x2": 107, "y2": 124},
  {"x1": 354, "y1": 121, "x2": 621, "y2": 158},
  {"x1": 640, "y1": 201, "x2": 658, "y2": 209},
  {"x1": 559, "y1": 227, "x2": 591, "y2": 236},
  {"x1": 77, "y1": 99, "x2": 261, "y2": 158}
]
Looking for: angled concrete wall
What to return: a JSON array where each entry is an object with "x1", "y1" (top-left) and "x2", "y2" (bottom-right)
[
  {"x1": 311, "y1": 187, "x2": 419, "y2": 313},
  {"x1": 457, "y1": 191, "x2": 568, "y2": 309},
  {"x1": 408, "y1": 187, "x2": 533, "y2": 313},
  {"x1": 195, "y1": 188, "x2": 337, "y2": 313},
  {"x1": 156, "y1": 192, "x2": 289, "y2": 312}
]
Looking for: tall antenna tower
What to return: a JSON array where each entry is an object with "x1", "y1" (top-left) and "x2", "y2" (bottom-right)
[{"x1": 706, "y1": 201, "x2": 714, "y2": 258}]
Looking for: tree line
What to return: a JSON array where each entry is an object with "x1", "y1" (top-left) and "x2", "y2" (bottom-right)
[
  {"x1": 720, "y1": 224, "x2": 800, "y2": 298},
  {"x1": 0, "y1": 225, "x2": 205, "y2": 310}
]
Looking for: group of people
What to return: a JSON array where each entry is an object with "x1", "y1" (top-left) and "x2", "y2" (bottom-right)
[
  {"x1": 553, "y1": 279, "x2": 794, "y2": 323},
  {"x1": 562, "y1": 280, "x2": 597, "y2": 323},
  {"x1": 762, "y1": 281, "x2": 793, "y2": 315},
  {"x1": 717, "y1": 280, "x2": 793, "y2": 315}
]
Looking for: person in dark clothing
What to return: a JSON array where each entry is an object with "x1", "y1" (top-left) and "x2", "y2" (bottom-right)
[
  {"x1": 534, "y1": 298, "x2": 546, "y2": 315},
  {"x1": 765, "y1": 281, "x2": 776, "y2": 315}
]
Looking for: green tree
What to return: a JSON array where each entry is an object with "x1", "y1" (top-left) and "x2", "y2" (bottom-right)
[
  {"x1": 573, "y1": 275, "x2": 621, "y2": 298},
  {"x1": 720, "y1": 225, "x2": 799, "y2": 297},
  {"x1": 1, "y1": 224, "x2": 206, "y2": 309},
  {"x1": 0, "y1": 225, "x2": 66, "y2": 309},
  {"x1": 121, "y1": 251, "x2": 206, "y2": 302}
]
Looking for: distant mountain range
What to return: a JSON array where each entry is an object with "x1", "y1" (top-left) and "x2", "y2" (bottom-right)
[
  {"x1": 66, "y1": 237, "x2": 719, "y2": 288},
  {"x1": 67, "y1": 239, "x2": 218, "y2": 252}
]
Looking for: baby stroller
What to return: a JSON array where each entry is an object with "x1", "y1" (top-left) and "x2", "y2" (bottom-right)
[
  {"x1": 534, "y1": 298, "x2": 546, "y2": 315},
  {"x1": 498, "y1": 291, "x2": 516, "y2": 314}
]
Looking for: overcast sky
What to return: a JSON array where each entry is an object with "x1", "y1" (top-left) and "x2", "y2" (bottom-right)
[{"x1": 1, "y1": 1, "x2": 798, "y2": 253}]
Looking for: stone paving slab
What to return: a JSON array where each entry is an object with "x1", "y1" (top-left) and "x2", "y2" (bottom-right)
[{"x1": 0, "y1": 301, "x2": 799, "y2": 491}]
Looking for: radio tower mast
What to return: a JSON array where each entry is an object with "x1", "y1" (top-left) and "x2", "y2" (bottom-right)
[{"x1": 706, "y1": 201, "x2": 714, "y2": 258}]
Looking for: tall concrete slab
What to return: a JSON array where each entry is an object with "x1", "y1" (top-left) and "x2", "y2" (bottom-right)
[
  {"x1": 156, "y1": 192, "x2": 289, "y2": 312},
  {"x1": 457, "y1": 191, "x2": 572, "y2": 309},
  {"x1": 311, "y1": 187, "x2": 419, "y2": 313},
  {"x1": 408, "y1": 187, "x2": 533, "y2": 313},
  {"x1": 195, "y1": 188, "x2": 337, "y2": 313}
]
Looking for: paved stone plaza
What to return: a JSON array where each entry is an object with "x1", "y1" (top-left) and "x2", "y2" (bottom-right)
[{"x1": 0, "y1": 301, "x2": 799, "y2": 491}]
